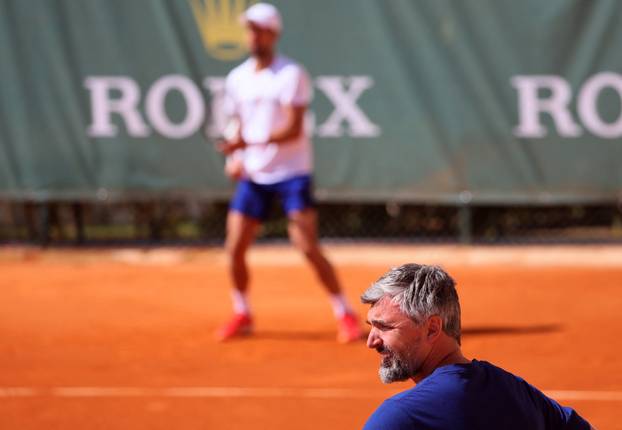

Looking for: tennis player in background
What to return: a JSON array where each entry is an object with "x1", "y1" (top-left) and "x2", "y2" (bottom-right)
[{"x1": 215, "y1": 3, "x2": 362, "y2": 343}]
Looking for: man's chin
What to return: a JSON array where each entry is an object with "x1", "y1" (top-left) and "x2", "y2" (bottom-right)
[{"x1": 379, "y1": 365, "x2": 411, "y2": 384}]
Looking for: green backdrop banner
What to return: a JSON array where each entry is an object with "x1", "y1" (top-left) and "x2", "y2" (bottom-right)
[{"x1": 1, "y1": 0, "x2": 621, "y2": 203}]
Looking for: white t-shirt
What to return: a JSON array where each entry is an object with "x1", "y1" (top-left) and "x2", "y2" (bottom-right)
[{"x1": 224, "y1": 55, "x2": 313, "y2": 184}]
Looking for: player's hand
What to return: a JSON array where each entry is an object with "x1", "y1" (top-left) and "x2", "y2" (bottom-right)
[
  {"x1": 224, "y1": 157, "x2": 244, "y2": 181},
  {"x1": 215, "y1": 138, "x2": 246, "y2": 156}
]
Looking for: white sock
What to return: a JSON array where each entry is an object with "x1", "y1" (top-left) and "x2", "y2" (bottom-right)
[
  {"x1": 231, "y1": 290, "x2": 251, "y2": 315},
  {"x1": 329, "y1": 294, "x2": 352, "y2": 318}
]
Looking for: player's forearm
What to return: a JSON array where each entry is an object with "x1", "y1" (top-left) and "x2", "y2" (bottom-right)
[
  {"x1": 267, "y1": 105, "x2": 306, "y2": 145},
  {"x1": 268, "y1": 123, "x2": 303, "y2": 144}
]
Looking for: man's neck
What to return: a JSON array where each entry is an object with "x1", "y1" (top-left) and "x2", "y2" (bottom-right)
[
  {"x1": 412, "y1": 344, "x2": 470, "y2": 384},
  {"x1": 254, "y1": 53, "x2": 275, "y2": 71}
]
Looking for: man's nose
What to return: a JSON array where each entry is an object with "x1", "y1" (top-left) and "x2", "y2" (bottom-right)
[{"x1": 367, "y1": 328, "x2": 382, "y2": 349}]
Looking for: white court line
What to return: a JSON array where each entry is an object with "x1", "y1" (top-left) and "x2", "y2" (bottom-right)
[
  {"x1": 1, "y1": 387, "x2": 622, "y2": 401},
  {"x1": 545, "y1": 390, "x2": 622, "y2": 402},
  {"x1": 51, "y1": 387, "x2": 381, "y2": 399},
  {"x1": 0, "y1": 388, "x2": 39, "y2": 397}
]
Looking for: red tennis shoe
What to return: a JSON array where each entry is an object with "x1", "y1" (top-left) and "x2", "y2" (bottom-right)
[
  {"x1": 215, "y1": 313, "x2": 253, "y2": 341},
  {"x1": 337, "y1": 312, "x2": 363, "y2": 343}
]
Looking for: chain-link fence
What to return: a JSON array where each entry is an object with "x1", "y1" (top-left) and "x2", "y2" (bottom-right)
[{"x1": 2, "y1": 200, "x2": 621, "y2": 245}]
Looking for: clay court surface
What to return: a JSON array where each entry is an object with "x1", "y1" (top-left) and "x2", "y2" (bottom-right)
[{"x1": 1, "y1": 244, "x2": 621, "y2": 429}]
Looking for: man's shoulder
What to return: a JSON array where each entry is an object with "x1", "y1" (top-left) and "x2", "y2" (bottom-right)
[
  {"x1": 364, "y1": 385, "x2": 452, "y2": 430},
  {"x1": 226, "y1": 58, "x2": 255, "y2": 82},
  {"x1": 363, "y1": 397, "x2": 416, "y2": 430},
  {"x1": 273, "y1": 55, "x2": 308, "y2": 77},
  {"x1": 275, "y1": 54, "x2": 300, "y2": 66}
]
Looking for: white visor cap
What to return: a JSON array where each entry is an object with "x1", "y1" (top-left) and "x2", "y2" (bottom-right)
[{"x1": 242, "y1": 3, "x2": 282, "y2": 33}]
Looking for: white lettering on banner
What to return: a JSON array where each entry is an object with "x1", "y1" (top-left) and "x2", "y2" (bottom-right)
[
  {"x1": 84, "y1": 77, "x2": 150, "y2": 137},
  {"x1": 511, "y1": 75, "x2": 581, "y2": 138},
  {"x1": 512, "y1": 72, "x2": 622, "y2": 139},
  {"x1": 84, "y1": 75, "x2": 380, "y2": 140},
  {"x1": 577, "y1": 72, "x2": 622, "y2": 138},
  {"x1": 202, "y1": 77, "x2": 227, "y2": 138},
  {"x1": 315, "y1": 76, "x2": 381, "y2": 137},
  {"x1": 145, "y1": 75, "x2": 205, "y2": 139}
]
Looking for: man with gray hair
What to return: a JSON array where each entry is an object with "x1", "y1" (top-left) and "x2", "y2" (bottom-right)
[{"x1": 362, "y1": 263, "x2": 593, "y2": 430}]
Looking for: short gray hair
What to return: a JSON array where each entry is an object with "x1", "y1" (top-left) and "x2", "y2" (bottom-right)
[{"x1": 361, "y1": 264, "x2": 462, "y2": 344}]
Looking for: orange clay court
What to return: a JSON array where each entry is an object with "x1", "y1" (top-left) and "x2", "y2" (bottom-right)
[{"x1": 1, "y1": 244, "x2": 621, "y2": 430}]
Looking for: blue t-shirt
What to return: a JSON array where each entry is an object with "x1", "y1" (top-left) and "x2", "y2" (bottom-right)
[{"x1": 363, "y1": 360, "x2": 589, "y2": 430}]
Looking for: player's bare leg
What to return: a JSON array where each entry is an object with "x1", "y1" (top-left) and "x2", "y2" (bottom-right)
[
  {"x1": 287, "y1": 208, "x2": 363, "y2": 342},
  {"x1": 216, "y1": 210, "x2": 260, "y2": 341},
  {"x1": 226, "y1": 211, "x2": 259, "y2": 293},
  {"x1": 287, "y1": 209, "x2": 340, "y2": 293}
]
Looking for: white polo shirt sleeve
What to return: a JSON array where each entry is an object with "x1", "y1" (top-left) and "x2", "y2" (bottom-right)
[{"x1": 279, "y1": 66, "x2": 313, "y2": 107}]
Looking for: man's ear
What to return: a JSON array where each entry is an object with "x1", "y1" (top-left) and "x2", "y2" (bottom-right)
[{"x1": 426, "y1": 315, "x2": 443, "y2": 342}]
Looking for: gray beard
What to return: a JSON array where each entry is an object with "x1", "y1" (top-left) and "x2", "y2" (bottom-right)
[{"x1": 378, "y1": 351, "x2": 414, "y2": 383}]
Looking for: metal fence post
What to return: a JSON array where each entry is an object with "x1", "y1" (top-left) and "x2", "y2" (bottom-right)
[
  {"x1": 458, "y1": 191, "x2": 473, "y2": 244},
  {"x1": 458, "y1": 206, "x2": 472, "y2": 244},
  {"x1": 38, "y1": 203, "x2": 51, "y2": 247}
]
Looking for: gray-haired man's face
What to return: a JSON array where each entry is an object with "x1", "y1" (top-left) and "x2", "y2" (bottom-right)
[{"x1": 366, "y1": 296, "x2": 428, "y2": 383}]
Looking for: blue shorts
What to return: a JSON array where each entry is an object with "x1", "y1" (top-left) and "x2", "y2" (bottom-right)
[{"x1": 230, "y1": 175, "x2": 315, "y2": 221}]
